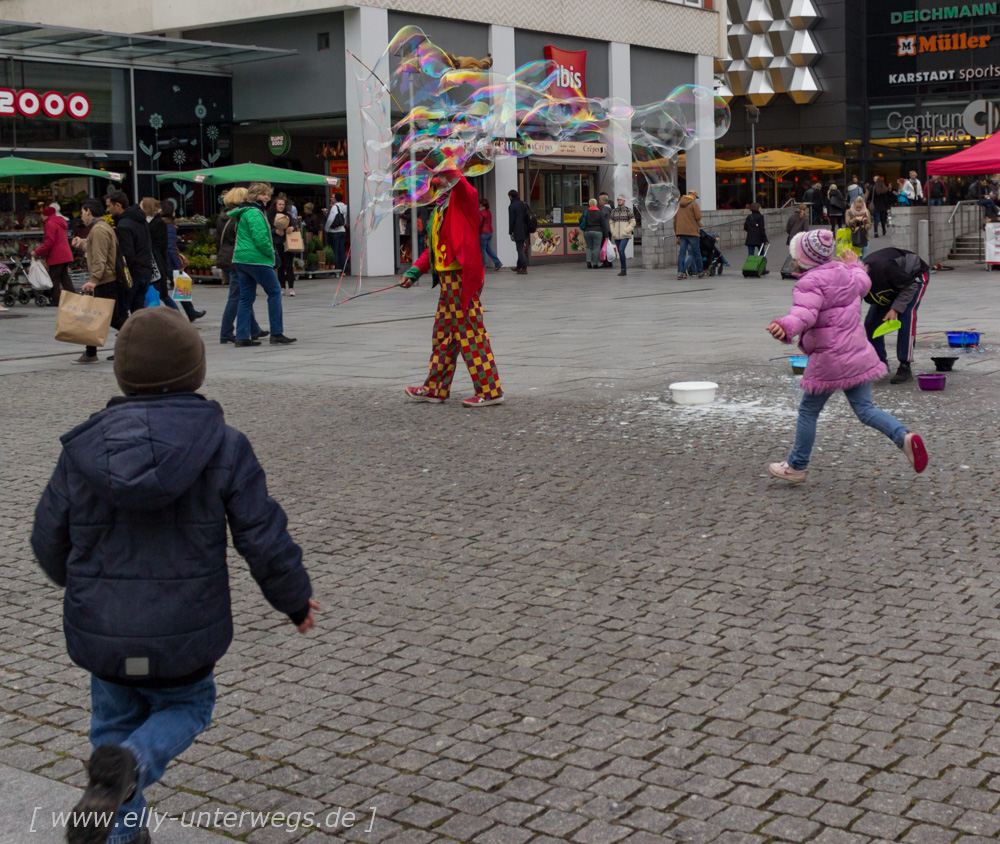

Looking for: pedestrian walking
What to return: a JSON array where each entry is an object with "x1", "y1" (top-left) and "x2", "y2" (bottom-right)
[
  {"x1": 31, "y1": 306, "x2": 317, "y2": 844},
  {"x1": 827, "y1": 184, "x2": 846, "y2": 232},
  {"x1": 33, "y1": 204, "x2": 75, "y2": 306},
  {"x1": 598, "y1": 193, "x2": 614, "y2": 268},
  {"x1": 402, "y1": 172, "x2": 503, "y2": 407},
  {"x1": 581, "y1": 198, "x2": 605, "y2": 269},
  {"x1": 674, "y1": 189, "x2": 704, "y2": 279},
  {"x1": 786, "y1": 203, "x2": 810, "y2": 243},
  {"x1": 871, "y1": 176, "x2": 891, "y2": 237},
  {"x1": 478, "y1": 197, "x2": 503, "y2": 271},
  {"x1": 156, "y1": 199, "x2": 205, "y2": 322},
  {"x1": 765, "y1": 229, "x2": 928, "y2": 482},
  {"x1": 507, "y1": 190, "x2": 530, "y2": 275},
  {"x1": 324, "y1": 192, "x2": 348, "y2": 271},
  {"x1": 609, "y1": 195, "x2": 635, "y2": 276},
  {"x1": 70, "y1": 199, "x2": 126, "y2": 365},
  {"x1": 230, "y1": 182, "x2": 297, "y2": 346},
  {"x1": 743, "y1": 202, "x2": 768, "y2": 256},
  {"x1": 217, "y1": 188, "x2": 263, "y2": 344},
  {"x1": 267, "y1": 196, "x2": 296, "y2": 295},
  {"x1": 105, "y1": 189, "x2": 152, "y2": 316},
  {"x1": 845, "y1": 196, "x2": 871, "y2": 258},
  {"x1": 847, "y1": 176, "x2": 865, "y2": 205}
]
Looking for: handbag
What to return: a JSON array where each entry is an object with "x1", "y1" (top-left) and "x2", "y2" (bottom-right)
[
  {"x1": 28, "y1": 257, "x2": 53, "y2": 291},
  {"x1": 285, "y1": 230, "x2": 304, "y2": 252},
  {"x1": 172, "y1": 271, "x2": 193, "y2": 302},
  {"x1": 851, "y1": 226, "x2": 866, "y2": 247},
  {"x1": 150, "y1": 255, "x2": 161, "y2": 284},
  {"x1": 54, "y1": 290, "x2": 115, "y2": 347}
]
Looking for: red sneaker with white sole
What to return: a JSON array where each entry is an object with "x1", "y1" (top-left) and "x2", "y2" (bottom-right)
[
  {"x1": 404, "y1": 386, "x2": 445, "y2": 403},
  {"x1": 903, "y1": 433, "x2": 928, "y2": 473},
  {"x1": 462, "y1": 395, "x2": 504, "y2": 407}
]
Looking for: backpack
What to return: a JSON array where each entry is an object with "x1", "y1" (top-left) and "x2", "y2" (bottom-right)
[{"x1": 526, "y1": 208, "x2": 538, "y2": 234}]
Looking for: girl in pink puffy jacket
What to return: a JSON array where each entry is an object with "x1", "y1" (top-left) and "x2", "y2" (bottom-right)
[{"x1": 765, "y1": 229, "x2": 927, "y2": 483}]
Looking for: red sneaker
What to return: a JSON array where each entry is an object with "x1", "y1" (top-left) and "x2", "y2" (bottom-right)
[
  {"x1": 404, "y1": 386, "x2": 445, "y2": 403},
  {"x1": 462, "y1": 395, "x2": 504, "y2": 407},
  {"x1": 903, "y1": 433, "x2": 928, "y2": 473},
  {"x1": 768, "y1": 461, "x2": 809, "y2": 483}
]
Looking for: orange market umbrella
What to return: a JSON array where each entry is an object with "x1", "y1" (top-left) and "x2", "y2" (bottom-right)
[{"x1": 721, "y1": 150, "x2": 842, "y2": 206}]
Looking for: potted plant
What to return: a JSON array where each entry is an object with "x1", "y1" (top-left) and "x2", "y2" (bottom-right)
[{"x1": 324, "y1": 247, "x2": 335, "y2": 269}]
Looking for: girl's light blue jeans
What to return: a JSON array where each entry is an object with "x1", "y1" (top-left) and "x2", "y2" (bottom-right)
[{"x1": 787, "y1": 381, "x2": 908, "y2": 470}]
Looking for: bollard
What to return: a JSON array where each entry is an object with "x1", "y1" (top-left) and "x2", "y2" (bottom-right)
[{"x1": 918, "y1": 219, "x2": 930, "y2": 266}]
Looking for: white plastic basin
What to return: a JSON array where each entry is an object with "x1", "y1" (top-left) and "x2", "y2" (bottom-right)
[{"x1": 668, "y1": 381, "x2": 718, "y2": 405}]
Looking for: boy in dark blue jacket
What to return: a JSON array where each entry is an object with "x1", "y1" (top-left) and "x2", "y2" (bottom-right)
[{"x1": 31, "y1": 307, "x2": 317, "y2": 844}]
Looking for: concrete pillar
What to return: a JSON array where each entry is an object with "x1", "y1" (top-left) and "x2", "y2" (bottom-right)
[
  {"x1": 918, "y1": 219, "x2": 930, "y2": 265},
  {"x1": 608, "y1": 41, "x2": 633, "y2": 260},
  {"x1": 488, "y1": 24, "x2": 517, "y2": 266},
  {"x1": 344, "y1": 6, "x2": 394, "y2": 277},
  {"x1": 687, "y1": 54, "x2": 717, "y2": 211}
]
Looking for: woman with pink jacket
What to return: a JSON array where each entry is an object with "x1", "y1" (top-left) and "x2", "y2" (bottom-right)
[{"x1": 765, "y1": 229, "x2": 928, "y2": 482}]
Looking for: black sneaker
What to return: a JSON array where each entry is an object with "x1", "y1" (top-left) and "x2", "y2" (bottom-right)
[
  {"x1": 234, "y1": 339, "x2": 261, "y2": 347},
  {"x1": 890, "y1": 363, "x2": 912, "y2": 384},
  {"x1": 67, "y1": 745, "x2": 138, "y2": 844},
  {"x1": 220, "y1": 337, "x2": 235, "y2": 344},
  {"x1": 269, "y1": 334, "x2": 297, "y2": 345},
  {"x1": 188, "y1": 310, "x2": 207, "y2": 322}
]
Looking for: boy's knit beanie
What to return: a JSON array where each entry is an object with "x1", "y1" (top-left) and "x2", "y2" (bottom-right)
[
  {"x1": 789, "y1": 229, "x2": 835, "y2": 268},
  {"x1": 114, "y1": 308, "x2": 206, "y2": 395}
]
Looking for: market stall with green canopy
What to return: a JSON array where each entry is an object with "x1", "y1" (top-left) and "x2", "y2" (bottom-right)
[
  {"x1": 157, "y1": 163, "x2": 341, "y2": 187},
  {"x1": 0, "y1": 156, "x2": 123, "y2": 186}
]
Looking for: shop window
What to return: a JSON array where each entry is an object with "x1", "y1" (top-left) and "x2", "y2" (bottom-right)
[{"x1": 318, "y1": 32, "x2": 331, "y2": 51}]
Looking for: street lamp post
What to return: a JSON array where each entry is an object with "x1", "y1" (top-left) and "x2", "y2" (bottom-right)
[{"x1": 746, "y1": 104, "x2": 760, "y2": 205}]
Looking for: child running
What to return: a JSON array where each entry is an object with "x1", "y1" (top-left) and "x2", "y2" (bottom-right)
[
  {"x1": 766, "y1": 229, "x2": 928, "y2": 482},
  {"x1": 31, "y1": 307, "x2": 318, "y2": 844}
]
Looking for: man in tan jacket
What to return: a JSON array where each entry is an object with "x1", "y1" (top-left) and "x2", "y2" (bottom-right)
[
  {"x1": 673, "y1": 190, "x2": 704, "y2": 280},
  {"x1": 70, "y1": 198, "x2": 126, "y2": 364}
]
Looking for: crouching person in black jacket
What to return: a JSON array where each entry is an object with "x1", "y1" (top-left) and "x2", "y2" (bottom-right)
[{"x1": 31, "y1": 307, "x2": 317, "y2": 844}]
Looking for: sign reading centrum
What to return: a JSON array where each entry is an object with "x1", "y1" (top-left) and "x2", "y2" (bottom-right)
[{"x1": 890, "y1": 2, "x2": 998, "y2": 24}]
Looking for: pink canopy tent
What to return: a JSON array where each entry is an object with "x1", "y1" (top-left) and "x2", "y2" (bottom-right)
[{"x1": 926, "y1": 133, "x2": 1000, "y2": 175}]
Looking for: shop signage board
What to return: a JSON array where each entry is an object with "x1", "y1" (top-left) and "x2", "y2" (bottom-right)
[
  {"x1": 491, "y1": 138, "x2": 607, "y2": 158},
  {"x1": 985, "y1": 222, "x2": 1000, "y2": 266},
  {"x1": 0, "y1": 89, "x2": 90, "y2": 119},
  {"x1": 543, "y1": 46, "x2": 587, "y2": 97},
  {"x1": 870, "y1": 0, "x2": 1000, "y2": 95},
  {"x1": 268, "y1": 131, "x2": 291, "y2": 156}
]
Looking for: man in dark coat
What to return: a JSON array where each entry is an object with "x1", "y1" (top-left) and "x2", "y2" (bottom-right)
[
  {"x1": 31, "y1": 308, "x2": 317, "y2": 844},
  {"x1": 507, "y1": 189, "x2": 529, "y2": 275},
  {"x1": 862, "y1": 247, "x2": 930, "y2": 384},
  {"x1": 106, "y1": 189, "x2": 153, "y2": 316}
]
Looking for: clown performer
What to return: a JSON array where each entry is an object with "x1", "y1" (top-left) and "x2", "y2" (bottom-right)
[{"x1": 400, "y1": 170, "x2": 504, "y2": 407}]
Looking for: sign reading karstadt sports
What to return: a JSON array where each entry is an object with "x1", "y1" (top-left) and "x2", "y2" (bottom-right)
[{"x1": 0, "y1": 89, "x2": 90, "y2": 119}]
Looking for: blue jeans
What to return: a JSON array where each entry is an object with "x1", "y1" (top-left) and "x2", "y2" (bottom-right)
[
  {"x1": 479, "y1": 233, "x2": 501, "y2": 268},
  {"x1": 616, "y1": 238, "x2": 629, "y2": 271},
  {"x1": 929, "y1": 198, "x2": 943, "y2": 206},
  {"x1": 329, "y1": 232, "x2": 347, "y2": 270},
  {"x1": 787, "y1": 382, "x2": 908, "y2": 470},
  {"x1": 871, "y1": 209, "x2": 886, "y2": 234},
  {"x1": 91, "y1": 674, "x2": 215, "y2": 844},
  {"x1": 864, "y1": 276, "x2": 927, "y2": 364},
  {"x1": 584, "y1": 230, "x2": 602, "y2": 264},
  {"x1": 677, "y1": 235, "x2": 703, "y2": 275},
  {"x1": 220, "y1": 271, "x2": 260, "y2": 341},
  {"x1": 233, "y1": 263, "x2": 283, "y2": 339}
]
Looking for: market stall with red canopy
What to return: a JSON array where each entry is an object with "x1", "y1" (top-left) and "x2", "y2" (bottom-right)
[{"x1": 926, "y1": 134, "x2": 1000, "y2": 174}]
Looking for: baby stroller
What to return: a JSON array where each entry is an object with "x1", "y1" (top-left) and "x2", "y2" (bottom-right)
[{"x1": 698, "y1": 229, "x2": 727, "y2": 276}]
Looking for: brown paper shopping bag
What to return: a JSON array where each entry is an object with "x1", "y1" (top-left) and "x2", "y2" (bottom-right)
[
  {"x1": 284, "y1": 230, "x2": 304, "y2": 252},
  {"x1": 54, "y1": 290, "x2": 115, "y2": 347}
]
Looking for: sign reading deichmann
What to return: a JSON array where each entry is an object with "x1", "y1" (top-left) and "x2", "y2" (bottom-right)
[{"x1": 891, "y1": 3, "x2": 997, "y2": 24}]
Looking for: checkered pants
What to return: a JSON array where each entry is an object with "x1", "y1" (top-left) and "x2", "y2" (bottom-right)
[{"x1": 423, "y1": 270, "x2": 502, "y2": 400}]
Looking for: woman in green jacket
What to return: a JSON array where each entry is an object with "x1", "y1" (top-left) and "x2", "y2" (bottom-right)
[{"x1": 229, "y1": 182, "x2": 296, "y2": 346}]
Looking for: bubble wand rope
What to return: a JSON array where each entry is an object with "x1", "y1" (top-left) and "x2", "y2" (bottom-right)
[{"x1": 331, "y1": 282, "x2": 400, "y2": 308}]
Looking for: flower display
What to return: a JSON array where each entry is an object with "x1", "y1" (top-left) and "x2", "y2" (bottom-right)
[
  {"x1": 173, "y1": 149, "x2": 187, "y2": 166},
  {"x1": 149, "y1": 114, "x2": 163, "y2": 130},
  {"x1": 206, "y1": 125, "x2": 219, "y2": 141}
]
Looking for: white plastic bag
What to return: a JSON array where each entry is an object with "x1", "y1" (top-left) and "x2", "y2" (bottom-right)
[
  {"x1": 28, "y1": 257, "x2": 53, "y2": 291},
  {"x1": 604, "y1": 239, "x2": 618, "y2": 262}
]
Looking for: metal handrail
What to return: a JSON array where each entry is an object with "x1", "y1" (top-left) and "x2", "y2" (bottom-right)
[
  {"x1": 780, "y1": 197, "x2": 798, "y2": 209},
  {"x1": 948, "y1": 199, "x2": 980, "y2": 224}
]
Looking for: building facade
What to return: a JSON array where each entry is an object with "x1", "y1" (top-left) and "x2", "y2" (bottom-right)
[{"x1": 0, "y1": 0, "x2": 723, "y2": 274}]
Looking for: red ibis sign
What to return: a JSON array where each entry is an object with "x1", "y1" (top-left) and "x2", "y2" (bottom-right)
[{"x1": 543, "y1": 46, "x2": 587, "y2": 97}]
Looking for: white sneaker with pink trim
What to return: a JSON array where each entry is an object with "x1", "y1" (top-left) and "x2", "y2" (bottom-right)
[{"x1": 768, "y1": 461, "x2": 809, "y2": 483}]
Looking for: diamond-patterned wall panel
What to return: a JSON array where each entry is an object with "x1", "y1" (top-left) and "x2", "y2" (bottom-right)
[{"x1": 724, "y1": 0, "x2": 821, "y2": 103}]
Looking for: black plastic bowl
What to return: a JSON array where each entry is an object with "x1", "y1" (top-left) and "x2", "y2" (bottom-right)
[{"x1": 931, "y1": 356, "x2": 958, "y2": 372}]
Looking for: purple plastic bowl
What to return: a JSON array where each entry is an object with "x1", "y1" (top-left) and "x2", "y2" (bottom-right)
[{"x1": 917, "y1": 373, "x2": 946, "y2": 391}]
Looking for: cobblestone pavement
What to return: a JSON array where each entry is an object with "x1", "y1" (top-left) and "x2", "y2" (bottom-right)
[{"x1": 4, "y1": 263, "x2": 1000, "y2": 843}]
